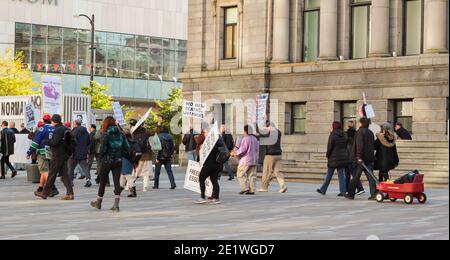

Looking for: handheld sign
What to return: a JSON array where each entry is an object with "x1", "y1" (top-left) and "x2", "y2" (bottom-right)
[
  {"x1": 183, "y1": 100, "x2": 206, "y2": 119},
  {"x1": 24, "y1": 103, "x2": 36, "y2": 130},
  {"x1": 199, "y1": 121, "x2": 220, "y2": 166},
  {"x1": 131, "y1": 108, "x2": 152, "y2": 134},
  {"x1": 112, "y1": 102, "x2": 126, "y2": 126},
  {"x1": 184, "y1": 160, "x2": 213, "y2": 197}
]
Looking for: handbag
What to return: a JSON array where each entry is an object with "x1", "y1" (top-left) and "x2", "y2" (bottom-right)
[{"x1": 149, "y1": 134, "x2": 162, "y2": 152}]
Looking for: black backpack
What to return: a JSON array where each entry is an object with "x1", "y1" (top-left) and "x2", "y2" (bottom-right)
[
  {"x1": 133, "y1": 131, "x2": 150, "y2": 153},
  {"x1": 160, "y1": 135, "x2": 174, "y2": 159},
  {"x1": 128, "y1": 139, "x2": 143, "y2": 165},
  {"x1": 63, "y1": 128, "x2": 75, "y2": 157},
  {"x1": 215, "y1": 137, "x2": 230, "y2": 164}
]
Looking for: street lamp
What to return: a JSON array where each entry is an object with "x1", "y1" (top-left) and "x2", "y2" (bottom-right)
[{"x1": 74, "y1": 14, "x2": 96, "y2": 86}]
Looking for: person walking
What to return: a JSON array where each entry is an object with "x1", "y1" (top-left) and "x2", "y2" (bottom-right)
[
  {"x1": 317, "y1": 122, "x2": 348, "y2": 197},
  {"x1": 120, "y1": 128, "x2": 138, "y2": 197},
  {"x1": 90, "y1": 116, "x2": 130, "y2": 212},
  {"x1": 0, "y1": 121, "x2": 17, "y2": 179},
  {"x1": 375, "y1": 123, "x2": 399, "y2": 182},
  {"x1": 231, "y1": 125, "x2": 259, "y2": 195},
  {"x1": 346, "y1": 118, "x2": 378, "y2": 201},
  {"x1": 257, "y1": 120, "x2": 287, "y2": 193},
  {"x1": 394, "y1": 122, "x2": 412, "y2": 140},
  {"x1": 182, "y1": 126, "x2": 198, "y2": 162},
  {"x1": 153, "y1": 126, "x2": 177, "y2": 190},
  {"x1": 220, "y1": 125, "x2": 236, "y2": 181},
  {"x1": 195, "y1": 124, "x2": 225, "y2": 205},
  {"x1": 345, "y1": 120, "x2": 365, "y2": 196},
  {"x1": 35, "y1": 115, "x2": 74, "y2": 200},
  {"x1": 69, "y1": 119, "x2": 92, "y2": 188},
  {"x1": 26, "y1": 115, "x2": 58, "y2": 196},
  {"x1": 88, "y1": 124, "x2": 102, "y2": 182}
]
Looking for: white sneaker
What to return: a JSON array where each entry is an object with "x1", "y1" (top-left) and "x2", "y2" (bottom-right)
[
  {"x1": 209, "y1": 199, "x2": 221, "y2": 205},
  {"x1": 356, "y1": 190, "x2": 366, "y2": 196},
  {"x1": 195, "y1": 199, "x2": 209, "y2": 204},
  {"x1": 258, "y1": 189, "x2": 269, "y2": 193},
  {"x1": 279, "y1": 187, "x2": 288, "y2": 193}
]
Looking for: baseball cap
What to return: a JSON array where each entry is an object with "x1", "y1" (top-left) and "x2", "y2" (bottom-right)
[
  {"x1": 37, "y1": 121, "x2": 44, "y2": 128},
  {"x1": 43, "y1": 114, "x2": 51, "y2": 122}
]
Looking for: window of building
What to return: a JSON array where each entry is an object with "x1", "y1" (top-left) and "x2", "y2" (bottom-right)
[
  {"x1": 395, "y1": 100, "x2": 414, "y2": 133},
  {"x1": 404, "y1": 0, "x2": 424, "y2": 55},
  {"x1": 63, "y1": 28, "x2": 78, "y2": 74},
  {"x1": 292, "y1": 103, "x2": 307, "y2": 134},
  {"x1": 303, "y1": 0, "x2": 320, "y2": 62},
  {"x1": 224, "y1": 7, "x2": 238, "y2": 59},
  {"x1": 351, "y1": 0, "x2": 371, "y2": 59},
  {"x1": 341, "y1": 102, "x2": 358, "y2": 127},
  {"x1": 15, "y1": 23, "x2": 31, "y2": 64}
]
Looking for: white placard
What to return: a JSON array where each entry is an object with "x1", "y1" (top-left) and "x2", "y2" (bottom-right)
[
  {"x1": 365, "y1": 104, "x2": 376, "y2": 119},
  {"x1": 112, "y1": 102, "x2": 126, "y2": 126},
  {"x1": 183, "y1": 100, "x2": 206, "y2": 119},
  {"x1": 184, "y1": 160, "x2": 213, "y2": 197},
  {"x1": 131, "y1": 108, "x2": 152, "y2": 134},
  {"x1": 42, "y1": 75, "x2": 63, "y2": 116},
  {"x1": 199, "y1": 121, "x2": 220, "y2": 166},
  {"x1": 256, "y1": 93, "x2": 269, "y2": 126},
  {"x1": 24, "y1": 103, "x2": 37, "y2": 130},
  {"x1": 9, "y1": 134, "x2": 31, "y2": 164},
  {"x1": 72, "y1": 111, "x2": 88, "y2": 127}
]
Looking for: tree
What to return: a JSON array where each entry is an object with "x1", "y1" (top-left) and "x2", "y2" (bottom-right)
[
  {"x1": 0, "y1": 49, "x2": 37, "y2": 96},
  {"x1": 81, "y1": 81, "x2": 113, "y2": 110}
]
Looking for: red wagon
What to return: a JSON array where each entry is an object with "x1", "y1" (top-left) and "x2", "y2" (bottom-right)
[{"x1": 375, "y1": 174, "x2": 427, "y2": 205}]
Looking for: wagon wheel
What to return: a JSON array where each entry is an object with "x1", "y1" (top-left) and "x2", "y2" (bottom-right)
[
  {"x1": 376, "y1": 193, "x2": 384, "y2": 203},
  {"x1": 417, "y1": 193, "x2": 427, "y2": 204},
  {"x1": 404, "y1": 194, "x2": 414, "y2": 205}
]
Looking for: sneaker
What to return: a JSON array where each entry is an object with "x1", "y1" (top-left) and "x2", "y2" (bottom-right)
[
  {"x1": 170, "y1": 185, "x2": 177, "y2": 190},
  {"x1": 49, "y1": 189, "x2": 60, "y2": 198},
  {"x1": 84, "y1": 180, "x2": 92, "y2": 188},
  {"x1": 34, "y1": 191, "x2": 47, "y2": 200},
  {"x1": 356, "y1": 190, "x2": 366, "y2": 196},
  {"x1": 11, "y1": 172, "x2": 17, "y2": 178},
  {"x1": 245, "y1": 192, "x2": 255, "y2": 195},
  {"x1": 152, "y1": 186, "x2": 159, "y2": 190},
  {"x1": 337, "y1": 193, "x2": 345, "y2": 197},
  {"x1": 239, "y1": 190, "x2": 249, "y2": 195},
  {"x1": 279, "y1": 187, "x2": 288, "y2": 193},
  {"x1": 61, "y1": 195, "x2": 74, "y2": 201},
  {"x1": 0, "y1": 176, "x2": 5, "y2": 180},
  {"x1": 345, "y1": 195, "x2": 355, "y2": 200},
  {"x1": 195, "y1": 199, "x2": 209, "y2": 204},
  {"x1": 209, "y1": 199, "x2": 221, "y2": 205},
  {"x1": 258, "y1": 189, "x2": 268, "y2": 193},
  {"x1": 316, "y1": 189, "x2": 326, "y2": 196},
  {"x1": 228, "y1": 177, "x2": 234, "y2": 181}
]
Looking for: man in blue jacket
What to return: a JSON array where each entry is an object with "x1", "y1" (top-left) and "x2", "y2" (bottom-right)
[{"x1": 69, "y1": 119, "x2": 92, "y2": 188}]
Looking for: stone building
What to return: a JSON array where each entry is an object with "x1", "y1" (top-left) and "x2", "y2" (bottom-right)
[{"x1": 180, "y1": 0, "x2": 449, "y2": 166}]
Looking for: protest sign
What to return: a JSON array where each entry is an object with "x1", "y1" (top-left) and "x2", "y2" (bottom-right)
[
  {"x1": 112, "y1": 102, "x2": 126, "y2": 126},
  {"x1": 131, "y1": 108, "x2": 152, "y2": 134},
  {"x1": 72, "y1": 111, "x2": 88, "y2": 127},
  {"x1": 183, "y1": 101, "x2": 206, "y2": 119},
  {"x1": 199, "y1": 121, "x2": 220, "y2": 166},
  {"x1": 24, "y1": 103, "x2": 37, "y2": 129},
  {"x1": 184, "y1": 160, "x2": 213, "y2": 197},
  {"x1": 42, "y1": 75, "x2": 63, "y2": 116},
  {"x1": 9, "y1": 135, "x2": 31, "y2": 164}
]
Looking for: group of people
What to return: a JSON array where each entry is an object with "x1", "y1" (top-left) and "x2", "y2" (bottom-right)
[{"x1": 317, "y1": 118, "x2": 409, "y2": 200}]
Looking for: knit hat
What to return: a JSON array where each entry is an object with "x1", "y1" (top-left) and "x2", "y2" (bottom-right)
[{"x1": 51, "y1": 114, "x2": 62, "y2": 124}]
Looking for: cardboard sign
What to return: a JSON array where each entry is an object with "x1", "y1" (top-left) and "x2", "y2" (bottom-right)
[
  {"x1": 42, "y1": 75, "x2": 63, "y2": 116},
  {"x1": 199, "y1": 121, "x2": 220, "y2": 166},
  {"x1": 365, "y1": 104, "x2": 376, "y2": 119},
  {"x1": 112, "y1": 102, "x2": 126, "y2": 126},
  {"x1": 9, "y1": 135, "x2": 31, "y2": 164},
  {"x1": 183, "y1": 100, "x2": 206, "y2": 119},
  {"x1": 131, "y1": 108, "x2": 152, "y2": 134},
  {"x1": 72, "y1": 111, "x2": 88, "y2": 128},
  {"x1": 24, "y1": 103, "x2": 37, "y2": 130},
  {"x1": 184, "y1": 160, "x2": 213, "y2": 197}
]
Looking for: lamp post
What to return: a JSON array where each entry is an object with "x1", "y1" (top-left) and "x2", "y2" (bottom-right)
[{"x1": 74, "y1": 14, "x2": 95, "y2": 86}]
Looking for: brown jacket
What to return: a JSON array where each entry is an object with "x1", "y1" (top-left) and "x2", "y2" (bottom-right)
[{"x1": 194, "y1": 132, "x2": 206, "y2": 156}]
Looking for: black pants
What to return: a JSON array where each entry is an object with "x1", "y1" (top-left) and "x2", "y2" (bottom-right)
[
  {"x1": 1, "y1": 155, "x2": 16, "y2": 177},
  {"x1": 199, "y1": 165, "x2": 220, "y2": 199},
  {"x1": 345, "y1": 162, "x2": 364, "y2": 193},
  {"x1": 379, "y1": 171, "x2": 390, "y2": 182},
  {"x1": 97, "y1": 161, "x2": 122, "y2": 198},
  {"x1": 348, "y1": 163, "x2": 377, "y2": 198},
  {"x1": 154, "y1": 159, "x2": 176, "y2": 188},
  {"x1": 43, "y1": 157, "x2": 73, "y2": 196}
]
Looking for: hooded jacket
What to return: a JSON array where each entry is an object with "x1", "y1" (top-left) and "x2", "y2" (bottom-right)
[{"x1": 374, "y1": 132, "x2": 399, "y2": 172}]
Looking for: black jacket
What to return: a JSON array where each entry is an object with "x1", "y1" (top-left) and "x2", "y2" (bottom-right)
[
  {"x1": 257, "y1": 126, "x2": 282, "y2": 156},
  {"x1": 202, "y1": 137, "x2": 225, "y2": 171},
  {"x1": 0, "y1": 128, "x2": 16, "y2": 156},
  {"x1": 49, "y1": 124, "x2": 70, "y2": 161},
  {"x1": 327, "y1": 130, "x2": 349, "y2": 168},
  {"x1": 395, "y1": 127, "x2": 412, "y2": 140},
  {"x1": 374, "y1": 133, "x2": 399, "y2": 172},
  {"x1": 72, "y1": 126, "x2": 91, "y2": 160},
  {"x1": 221, "y1": 133, "x2": 235, "y2": 151},
  {"x1": 351, "y1": 127, "x2": 375, "y2": 164},
  {"x1": 182, "y1": 130, "x2": 198, "y2": 152}
]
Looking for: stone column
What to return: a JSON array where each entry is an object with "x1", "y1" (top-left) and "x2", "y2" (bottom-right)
[
  {"x1": 272, "y1": 0, "x2": 290, "y2": 62},
  {"x1": 319, "y1": 0, "x2": 338, "y2": 60},
  {"x1": 425, "y1": 0, "x2": 449, "y2": 54},
  {"x1": 369, "y1": 0, "x2": 391, "y2": 57}
]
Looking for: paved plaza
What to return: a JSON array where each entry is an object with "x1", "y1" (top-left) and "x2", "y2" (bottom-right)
[{"x1": 0, "y1": 167, "x2": 448, "y2": 240}]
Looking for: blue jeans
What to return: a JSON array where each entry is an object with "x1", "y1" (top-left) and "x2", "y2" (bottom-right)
[
  {"x1": 154, "y1": 159, "x2": 176, "y2": 188},
  {"x1": 320, "y1": 167, "x2": 347, "y2": 195},
  {"x1": 223, "y1": 160, "x2": 235, "y2": 179},
  {"x1": 187, "y1": 151, "x2": 197, "y2": 162}
]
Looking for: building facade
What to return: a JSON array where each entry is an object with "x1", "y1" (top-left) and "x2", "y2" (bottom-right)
[
  {"x1": 180, "y1": 0, "x2": 449, "y2": 161},
  {"x1": 0, "y1": 0, "x2": 188, "y2": 108}
]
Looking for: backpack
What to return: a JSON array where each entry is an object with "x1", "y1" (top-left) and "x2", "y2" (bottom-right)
[
  {"x1": 63, "y1": 129, "x2": 75, "y2": 157},
  {"x1": 215, "y1": 138, "x2": 230, "y2": 164},
  {"x1": 128, "y1": 139, "x2": 143, "y2": 164},
  {"x1": 105, "y1": 129, "x2": 129, "y2": 162},
  {"x1": 160, "y1": 134, "x2": 174, "y2": 159},
  {"x1": 133, "y1": 131, "x2": 150, "y2": 153},
  {"x1": 149, "y1": 134, "x2": 162, "y2": 152}
]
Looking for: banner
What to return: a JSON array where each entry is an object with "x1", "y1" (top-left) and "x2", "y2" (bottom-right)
[
  {"x1": 256, "y1": 93, "x2": 269, "y2": 126},
  {"x1": 112, "y1": 102, "x2": 126, "y2": 126},
  {"x1": 184, "y1": 160, "x2": 213, "y2": 197},
  {"x1": 9, "y1": 135, "x2": 32, "y2": 164},
  {"x1": 24, "y1": 103, "x2": 37, "y2": 130},
  {"x1": 72, "y1": 111, "x2": 88, "y2": 127},
  {"x1": 183, "y1": 100, "x2": 206, "y2": 119},
  {"x1": 131, "y1": 108, "x2": 152, "y2": 134},
  {"x1": 199, "y1": 121, "x2": 220, "y2": 166},
  {"x1": 42, "y1": 75, "x2": 63, "y2": 116}
]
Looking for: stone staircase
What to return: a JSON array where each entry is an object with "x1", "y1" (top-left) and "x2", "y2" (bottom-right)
[{"x1": 280, "y1": 141, "x2": 449, "y2": 189}]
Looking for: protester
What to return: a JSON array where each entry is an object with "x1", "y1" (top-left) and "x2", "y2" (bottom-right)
[
  {"x1": 19, "y1": 123, "x2": 30, "y2": 134},
  {"x1": 182, "y1": 125, "x2": 198, "y2": 162},
  {"x1": 153, "y1": 126, "x2": 177, "y2": 190},
  {"x1": 346, "y1": 117, "x2": 377, "y2": 201},
  {"x1": 257, "y1": 120, "x2": 287, "y2": 193},
  {"x1": 220, "y1": 125, "x2": 235, "y2": 181},
  {"x1": 375, "y1": 123, "x2": 399, "y2": 182},
  {"x1": 394, "y1": 122, "x2": 412, "y2": 140},
  {"x1": 317, "y1": 122, "x2": 348, "y2": 197},
  {"x1": 120, "y1": 128, "x2": 137, "y2": 197},
  {"x1": 231, "y1": 125, "x2": 259, "y2": 195},
  {"x1": 69, "y1": 119, "x2": 92, "y2": 188},
  {"x1": 195, "y1": 124, "x2": 224, "y2": 205},
  {"x1": 27, "y1": 115, "x2": 58, "y2": 196},
  {"x1": 91, "y1": 116, "x2": 130, "y2": 212},
  {"x1": 345, "y1": 120, "x2": 365, "y2": 196},
  {"x1": 88, "y1": 124, "x2": 102, "y2": 182},
  {"x1": 0, "y1": 121, "x2": 17, "y2": 179},
  {"x1": 9, "y1": 122, "x2": 19, "y2": 134},
  {"x1": 35, "y1": 114, "x2": 74, "y2": 200}
]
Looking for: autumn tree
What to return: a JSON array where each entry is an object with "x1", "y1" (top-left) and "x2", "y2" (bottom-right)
[
  {"x1": 0, "y1": 49, "x2": 37, "y2": 96},
  {"x1": 81, "y1": 81, "x2": 113, "y2": 110}
]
